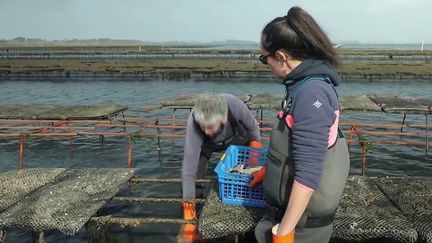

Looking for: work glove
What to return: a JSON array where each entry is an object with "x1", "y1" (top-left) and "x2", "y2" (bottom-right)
[
  {"x1": 183, "y1": 201, "x2": 197, "y2": 220},
  {"x1": 247, "y1": 140, "x2": 263, "y2": 167},
  {"x1": 177, "y1": 201, "x2": 201, "y2": 242},
  {"x1": 249, "y1": 140, "x2": 263, "y2": 149},
  {"x1": 249, "y1": 166, "x2": 266, "y2": 188},
  {"x1": 272, "y1": 224, "x2": 295, "y2": 243},
  {"x1": 247, "y1": 140, "x2": 266, "y2": 188}
]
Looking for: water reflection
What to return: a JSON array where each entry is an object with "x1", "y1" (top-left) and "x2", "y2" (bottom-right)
[{"x1": 0, "y1": 79, "x2": 431, "y2": 242}]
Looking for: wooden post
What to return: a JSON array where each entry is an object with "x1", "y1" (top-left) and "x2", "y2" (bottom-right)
[
  {"x1": 19, "y1": 135, "x2": 25, "y2": 169},
  {"x1": 361, "y1": 143, "x2": 367, "y2": 176},
  {"x1": 122, "y1": 111, "x2": 126, "y2": 132},
  {"x1": 347, "y1": 125, "x2": 355, "y2": 152},
  {"x1": 260, "y1": 109, "x2": 264, "y2": 128},
  {"x1": 86, "y1": 219, "x2": 107, "y2": 243},
  {"x1": 39, "y1": 231, "x2": 45, "y2": 243},
  {"x1": 401, "y1": 112, "x2": 406, "y2": 133},
  {"x1": 128, "y1": 137, "x2": 132, "y2": 168},
  {"x1": 0, "y1": 229, "x2": 6, "y2": 242},
  {"x1": 156, "y1": 119, "x2": 162, "y2": 160},
  {"x1": 31, "y1": 231, "x2": 45, "y2": 243},
  {"x1": 426, "y1": 114, "x2": 429, "y2": 154},
  {"x1": 172, "y1": 108, "x2": 177, "y2": 147},
  {"x1": 66, "y1": 122, "x2": 74, "y2": 158}
]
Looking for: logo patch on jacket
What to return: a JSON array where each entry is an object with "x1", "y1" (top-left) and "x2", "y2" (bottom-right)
[{"x1": 313, "y1": 99, "x2": 322, "y2": 109}]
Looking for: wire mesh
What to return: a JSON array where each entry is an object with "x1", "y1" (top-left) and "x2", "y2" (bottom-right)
[
  {"x1": 198, "y1": 188, "x2": 265, "y2": 239},
  {"x1": 0, "y1": 104, "x2": 126, "y2": 120},
  {"x1": 200, "y1": 176, "x2": 423, "y2": 242},
  {"x1": 0, "y1": 168, "x2": 65, "y2": 211},
  {"x1": 0, "y1": 168, "x2": 133, "y2": 235},
  {"x1": 333, "y1": 176, "x2": 418, "y2": 243},
  {"x1": 375, "y1": 177, "x2": 432, "y2": 243}
]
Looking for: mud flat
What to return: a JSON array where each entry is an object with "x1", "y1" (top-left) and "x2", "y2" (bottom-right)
[{"x1": 0, "y1": 45, "x2": 431, "y2": 81}]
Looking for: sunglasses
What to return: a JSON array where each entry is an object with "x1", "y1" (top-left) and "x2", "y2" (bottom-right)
[{"x1": 258, "y1": 54, "x2": 271, "y2": 65}]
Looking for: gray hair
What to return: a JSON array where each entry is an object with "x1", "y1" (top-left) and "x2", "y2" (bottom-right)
[{"x1": 193, "y1": 93, "x2": 228, "y2": 126}]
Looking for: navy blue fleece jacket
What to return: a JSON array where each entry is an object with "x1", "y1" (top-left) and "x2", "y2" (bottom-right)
[{"x1": 283, "y1": 59, "x2": 342, "y2": 190}]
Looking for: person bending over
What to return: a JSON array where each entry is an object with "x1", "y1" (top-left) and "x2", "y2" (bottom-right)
[{"x1": 179, "y1": 92, "x2": 262, "y2": 242}]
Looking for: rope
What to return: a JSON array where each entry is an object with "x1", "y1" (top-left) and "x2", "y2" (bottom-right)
[
  {"x1": 89, "y1": 216, "x2": 196, "y2": 226},
  {"x1": 112, "y1": 197, "x2": 205, "y2": 203},
  {"x1": 129, "y1": 178, "x2": 213, "y2": 184}
]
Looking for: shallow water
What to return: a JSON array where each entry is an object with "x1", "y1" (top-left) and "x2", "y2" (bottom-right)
[{"x1": 0, "y1": 78, "x2": 431, "y2": 242}]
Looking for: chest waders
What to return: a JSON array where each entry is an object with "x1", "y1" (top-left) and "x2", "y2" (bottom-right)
[
  {"x1": 196, "y1": 109, "x2": 251, "y2": 179},
  {"x1": 263, "y1": 76, "x2": 350, "y2": 237}
]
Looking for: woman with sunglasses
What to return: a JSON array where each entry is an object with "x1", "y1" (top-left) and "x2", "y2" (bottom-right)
[{"x1": 251, "y1": 6, "x2": 350, "y2": 243}]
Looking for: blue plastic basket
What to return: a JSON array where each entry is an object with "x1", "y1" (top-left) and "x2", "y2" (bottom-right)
[{"x1": 214, "y1": 145, "x2": 267, "y2": 208}]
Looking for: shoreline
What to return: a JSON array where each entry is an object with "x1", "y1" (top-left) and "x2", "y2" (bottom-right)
[
  {"x1": 0, "y1": 46, "x2": 431, "y2": 82},
  {"x1": 1, "y1": 70, "x2": 432, "y2": 82}
]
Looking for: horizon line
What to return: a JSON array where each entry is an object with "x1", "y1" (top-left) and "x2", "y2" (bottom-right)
[{"x1": 0, "y1": 37, "x2": 431, "y2": 45}]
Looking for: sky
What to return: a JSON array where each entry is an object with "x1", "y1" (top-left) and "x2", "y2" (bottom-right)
[{"x1": 0, "y1": 0, "x2": 431, "y2": 44}]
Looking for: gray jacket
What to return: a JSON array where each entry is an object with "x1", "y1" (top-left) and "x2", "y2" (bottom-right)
[{"x1": 182, "y1": 93, "x2": 260, "y2": 199}]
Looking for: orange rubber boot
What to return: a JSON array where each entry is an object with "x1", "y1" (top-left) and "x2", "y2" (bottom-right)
[
  {"x1": 272, "y1": 224, "x2": 294, "y2": 243},
  {"x1": 178, "y1": 202, "x2": 201, "y2": 242}
]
